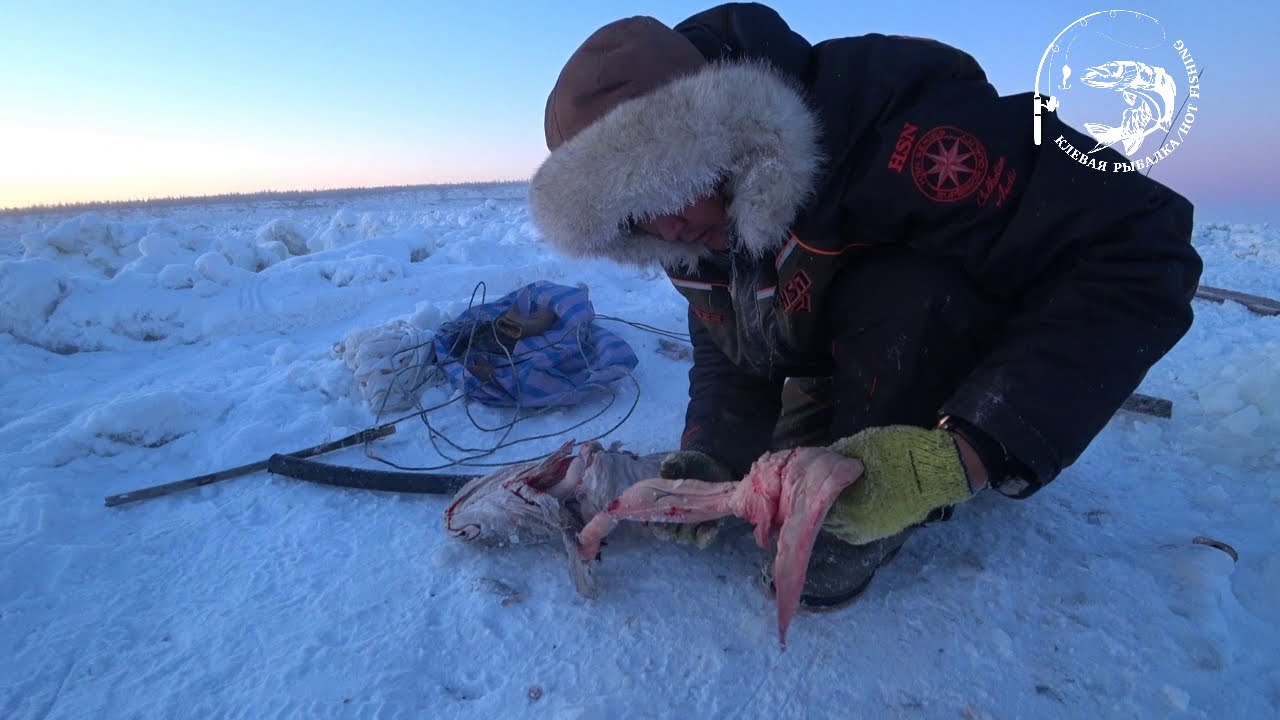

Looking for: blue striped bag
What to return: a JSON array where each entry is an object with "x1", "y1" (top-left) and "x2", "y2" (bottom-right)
[{"x1": 431, "y1": 281, "x2": 638, "y2": 408}]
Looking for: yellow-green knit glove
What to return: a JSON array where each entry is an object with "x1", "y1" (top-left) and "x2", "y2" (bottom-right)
[{"x1": 823, "y1": 426, "x2": 974, "y2": 546}]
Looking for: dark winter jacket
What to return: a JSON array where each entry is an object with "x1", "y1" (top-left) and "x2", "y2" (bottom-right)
[{"x1": 529, "y1": 3, "x2": 1203, "y2": 497}]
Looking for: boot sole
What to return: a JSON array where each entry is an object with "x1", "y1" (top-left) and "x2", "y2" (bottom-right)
[{"x1": 760, "y1": 543, "x2": 904, "y2": 611}]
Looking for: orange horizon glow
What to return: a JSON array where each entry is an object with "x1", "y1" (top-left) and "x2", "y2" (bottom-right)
[
  {"x1": 0, "y1": 126, "x2": 544, "y2": 210},
  {"x1": 0, "y1": 172, "x2": 537, "y2": 210}
]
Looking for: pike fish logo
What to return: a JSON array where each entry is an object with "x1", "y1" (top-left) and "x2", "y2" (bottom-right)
[{"x1": 1078, "y1": 60, "x2": 1177, "y2": 156}]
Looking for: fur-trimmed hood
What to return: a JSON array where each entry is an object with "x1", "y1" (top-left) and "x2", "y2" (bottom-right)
[{"x1": 529, "y1": 61, "x2": 823, "y2": 271}]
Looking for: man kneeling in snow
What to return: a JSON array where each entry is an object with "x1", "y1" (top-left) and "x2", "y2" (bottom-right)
[{"x1": 528, "y1": 4, "x2": 1203, "y2": 607}]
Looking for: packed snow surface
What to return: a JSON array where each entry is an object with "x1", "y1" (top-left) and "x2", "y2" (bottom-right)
[{"x1": 2, "y1": 185, "x2": 1276, "y2": 718}]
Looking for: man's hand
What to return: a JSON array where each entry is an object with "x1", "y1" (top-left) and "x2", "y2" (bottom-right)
[
  {"x1": 822, "y1": 426, "x2": 978, "y2": 546},
  {"x1": 650, "y1": 450, "x2": 734, "y2": 548}
]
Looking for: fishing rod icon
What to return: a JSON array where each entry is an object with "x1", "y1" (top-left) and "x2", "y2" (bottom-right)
[{"x1": 1032, "y1": 93, "x2": 1060, "y2": 146}]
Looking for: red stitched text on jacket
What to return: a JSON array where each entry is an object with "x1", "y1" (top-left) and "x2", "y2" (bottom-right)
[
  {"x1": 692, "y1": 306, "x2": 726, "y2": 326},
  {"x1": 780, "y1": 270, "x2": 813, "y2": 313}
]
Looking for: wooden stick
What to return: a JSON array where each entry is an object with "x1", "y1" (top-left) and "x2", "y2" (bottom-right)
[
  {"x1": 1119, "y1": 393, "x2": 1173, "y2": 419},
  {"x1": 1195, "y1": 285, "x2": 1280, "y2": 317},
  {"x1": 104, "y1": 424, "x2": 398, "y2": 507},
  {"x1": 1117, "y1": 284, "x2": 1280, "y2": 419}
]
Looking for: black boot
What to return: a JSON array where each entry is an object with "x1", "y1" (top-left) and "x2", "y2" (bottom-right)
[{"x1": 761, "y1": 527, "x2": 915, "y2": 609}]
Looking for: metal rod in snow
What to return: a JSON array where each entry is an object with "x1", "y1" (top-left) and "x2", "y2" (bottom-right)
[
  {"x1": 103, "y1": 423, "x2": 398, "y2": 508},
  {"x1": 1194, "y1": 285, "x2": 1280, "y2": 317}
]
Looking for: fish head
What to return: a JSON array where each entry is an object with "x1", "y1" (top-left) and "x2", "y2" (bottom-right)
[
  {"x1": 1084, "y1": 60, "x2": 1175, "y2": 130},
  {"x1": 1080, "y1": 61, "x2": 1136, "y2": 89},
  {"x1": 442, "y1": 440, "x2": 576, "y2": 545}
]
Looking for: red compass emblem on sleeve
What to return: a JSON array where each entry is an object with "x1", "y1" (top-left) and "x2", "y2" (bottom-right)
[{"x1": 910, "y1": 126, "x2": 989, "y2": 203}]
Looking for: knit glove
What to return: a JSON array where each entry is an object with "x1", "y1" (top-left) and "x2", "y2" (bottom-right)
[
  {"x1": 823, "y1": 426, "x2": 975, "y2": 546},
  {"x1": 650, "y1": 450, "x2": 734, "y2": 548}
]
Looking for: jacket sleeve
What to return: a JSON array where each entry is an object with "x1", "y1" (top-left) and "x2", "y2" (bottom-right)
[
  {"x1": 829, "y1": 39, "x2": 1202, "y2": 494},
  {"x1": 681, "y1": 307, "x2": 784, "y2": 478}
]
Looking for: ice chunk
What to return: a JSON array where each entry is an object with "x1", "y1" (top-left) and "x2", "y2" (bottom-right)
[
  {"x1": 255, "y1": 218, "x2": 310, "y2": 256},
  {"x1": 0, "y1": 259, "x2": 67, "y2": 342},
  {"x1": 1220, "y1": 405, "x2": 1262, "y2": 436},
  {"x1": 23, "y1": 212, "x2": 143, "y2": 278},
  {"x1": 194, "y1": 251, "x2": 253, "y2": 286},
  {"x1": 1197, "y1": 381, "x2": 1243, "y2": 416},
  {"x1": 308, "y1": 209, "x2": 364, "y2": 252},
  {"x1": 409, "y1": 302, "x2": 446, "y2": 331},
  {"x1": 1187, "y1": 341, "x2": 1279, "y2": 468},
  {"x1": 138, "y1": 233, "x2": 181, "y2": 259}
]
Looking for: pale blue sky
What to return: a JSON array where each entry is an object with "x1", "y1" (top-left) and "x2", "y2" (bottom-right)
[{"x1": 1, "y1": 0, "x2": 1275, "y2": 222}]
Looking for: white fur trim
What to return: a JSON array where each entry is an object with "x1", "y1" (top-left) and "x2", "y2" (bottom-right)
[{"x1": 529, "y1": 60, "x2": 822, "y2": 271}]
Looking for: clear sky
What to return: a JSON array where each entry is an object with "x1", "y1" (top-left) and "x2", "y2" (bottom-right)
[{"x1": 2, "y1": 0, "x2": 1275, "y2": 223}]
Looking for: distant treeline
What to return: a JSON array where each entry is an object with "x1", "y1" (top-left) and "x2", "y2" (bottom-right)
[{"x1": 0, "y1": 180, "x2": 531, "y2": 217}]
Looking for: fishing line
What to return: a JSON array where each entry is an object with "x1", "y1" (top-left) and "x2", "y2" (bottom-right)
[
  {"x1": 1146, "y1": 66, "x2": 1204, "y2": 178},
  {"x1": 354, "y1": 281, "x2": 681, "y2": 472},
  {"x1": 597, "y1": 314, "x2": 690, "y2": 342}
]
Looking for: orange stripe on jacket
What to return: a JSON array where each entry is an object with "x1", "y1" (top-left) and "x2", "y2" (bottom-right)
[{"x1": 787, "y1": 231, "x2": 872, "y2": 257}]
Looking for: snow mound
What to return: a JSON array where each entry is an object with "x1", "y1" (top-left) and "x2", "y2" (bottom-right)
[
  {"x1": 215, "y1": 235, "x2": 287, "y2": 274},
  {"x1": 0, "y1": 258, "x2": 69, "y2": 345},
  {"x1": 79, "y1": 390, "x2": 229, "y2": 450},
  {"x1": 0, "y1": 261, "x2": 193, "y2": 354},
  {"x1": 17, "y1": 389, "x2": 234, "y2": 468},
  {"x1": 309, "y1": 209, "x2": 387, "y2": 252},
  {"x1": 117, "y1": 231, "x2": 198, "y2": 276},
  {"x1": 317, "y1": 255, "x2": 404, "y2": 287},
  {"x1": 19, "y1": 212, "x2": 147, "y2": 278},
  {"x1": 256, "y1": 218, "x2": 310, "y2": 256}
]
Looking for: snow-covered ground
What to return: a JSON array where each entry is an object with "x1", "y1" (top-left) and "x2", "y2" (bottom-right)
[{"x1": 1, "y1": 185, "x2": 1276, "y2": 719}]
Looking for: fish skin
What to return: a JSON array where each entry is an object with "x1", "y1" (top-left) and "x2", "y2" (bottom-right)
[
  {"x1": 442, "y1": 440, "x2": 577, "y2": 546},
  {"x1": 769, "y1": 449, "x2": 863, "y2": 646},
  {"x1": 447, "y1": 442, "x2": 866, "y2": 646},
  {"x1": 575, "y1": 447, "x2": 864, "y2": 647}
]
